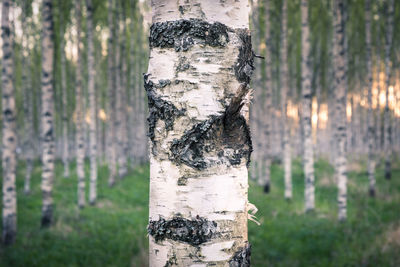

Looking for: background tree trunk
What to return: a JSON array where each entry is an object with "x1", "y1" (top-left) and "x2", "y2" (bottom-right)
[
  {"x1": 384, "y1": 0, "x2": 394, "y2": 180},
  {"x1": 301, "y1": 0, "x2": 315, "y2": 212},
  {"x1": 365, "y1": 0, "x2": 375, "y2": 197},
  {"x1": 86, "y1": 0, "x2": 97, "y2": 205},
  {"x1": 147, "y1": 1, "x2": 253, "y2": 265},
  {"x1": 2, "y1": 0, "x2": 17, "y2": 245},
  {"x1": 281, "y1": 0, "x2": 292, "y2": 200},
  {"x1": 40, "y1": 0, "x2": 55, "y2": 227},
  {"x1": 334, "y1": 0, "x2": 348, "y2": 221},
  {"x1": 75, "y1": 0, "x2": 86, "y2": 208}
]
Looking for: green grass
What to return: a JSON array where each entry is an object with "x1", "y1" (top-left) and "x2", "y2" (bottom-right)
[{"x1": 0, "y1": 157, "x2": 399, "y2": 266}]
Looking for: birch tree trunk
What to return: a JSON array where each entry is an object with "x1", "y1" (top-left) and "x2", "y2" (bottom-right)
[
  {"x1": 60, "y1": 14, "x2": 70, "y2": 178},
  {"x1": 280, "y1": 0, "x2": 292, "y2": 200},
  {"x1": 384, "y1": 0, "x2": 394, "y2": 180},
  {"x1": 333, "y1": 0, "x2": 348, "y2": 221},
  {"x1": 86, "y1": 0, "x2": 97, "y2": 204},
  {"x1": 2, "y1": 0, "x2": 17, "y2": 245},
  {"x1": 107, "y1": 0, "x2": 117, "y2": 186},
  {"x1": 22, "y1": 13, "x2": 34, "y2": 194},
  {"x1": 75, "y1": 0, "x2": 86, "y2": 208},
  {"x1": 40, "y1": 0, "x2": 55, "y2": 227},
  {"x1": 365, "y1": 0, "x2": 375, "y2": 196},
  {"x1": 147, "y1": 1, "x2": 254, "y2": 265},
  {"x1": 301, "y1": 0, "x2": 315, "y2": 212}
]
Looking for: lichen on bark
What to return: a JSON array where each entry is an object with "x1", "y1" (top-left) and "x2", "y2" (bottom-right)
[{"x1": 229, "y1": 243, "x2": 251, "y2": 267}]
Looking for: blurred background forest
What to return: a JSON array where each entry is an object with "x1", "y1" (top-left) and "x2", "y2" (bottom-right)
[{"x1": 0, "y1": 0, "x2": 400, "y2": 266}]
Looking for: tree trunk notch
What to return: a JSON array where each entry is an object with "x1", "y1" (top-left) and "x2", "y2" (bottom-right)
[{"x1": 147, "y1": 1, "x2": 253, "y2": 265}]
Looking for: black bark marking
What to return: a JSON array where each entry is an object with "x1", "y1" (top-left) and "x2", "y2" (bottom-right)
[
  {"x1": 170, "y1": 85, "x2": 252, "y2": 170},
  {"x1": 234, "y1": 30, "x2": 254, "y2": 84},
  {"x1": 144, "y1": 74, "x2": 186, "y2": 149},
  {"x1": 2, "y1": 214, "x2": 16, "y2": 246},
  {"x1": 229, "y1": 243, "x2": 251, "y2": 267},
  {"x1": 149, "y1": 19, "x2": 230, "y2": 52},
  {"x1": 263, "y1": 183, "x2": 270, "y2": 193},
  {"x1": 148, "y1": 216, "x2": 217, "y2": 246}
]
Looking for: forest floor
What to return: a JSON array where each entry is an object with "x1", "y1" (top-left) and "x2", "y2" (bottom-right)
[{"x1": 0, "y1": 157, "x2": 399, "y2": 267}]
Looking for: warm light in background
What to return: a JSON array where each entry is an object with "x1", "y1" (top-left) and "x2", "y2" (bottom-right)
[{"x1": 98, "y1": 109, "x2": 107, "y2": 121}]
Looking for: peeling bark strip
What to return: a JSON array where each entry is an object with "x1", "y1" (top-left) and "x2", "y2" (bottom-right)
[
  {"x1": 148, "y1": 1, "x2": 252, "y2": 265},
  {"x1": 148, "y1": 216, "x2": 217, "y2": 245},
  {"x1": 150, "y1": 19, "x2": 229, "y2": 51},
  {"x1": 2, "y1": 0, "x2": 17, "y2": 245},
  {"x1": 229, "y1": 243, "x2": 251, "y2": 267}
]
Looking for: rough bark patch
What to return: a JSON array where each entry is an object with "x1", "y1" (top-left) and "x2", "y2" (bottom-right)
[
  {"x1": 169, "y1": 84, "x2": 252, "y2": 170},
  {"x1": 144, "y1": 74, "x2": 186, "y2": 145},
  {"x1": 234, "y1": 30, "x2": 254, "y2": 84},
  {"x1": 229, "y1": 242, "x2": 251, "y2": 267},
  {"x1": 2, "y1": 214, "x2": 16, "y2": 245},
  {"x1": 150, "y1": 19, "x2": 230, "y2": 52},
  {"x1": 148, "y1": 216, "x2": 217, "y2": 246}
]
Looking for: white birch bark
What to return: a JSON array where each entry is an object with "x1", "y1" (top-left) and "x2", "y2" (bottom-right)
[
  {"x1": 365, "y1": 0, "x2": 375, "y2": 196},
  {"x1": 384, "y1": 0, "x2": 394, "y2": 180},
  {"x1": 75, "y1": 0, "x2": 86, "y2": 208},
  {"x1": 2, "y1": 0, "x2": 17, "y2": 245},
  {"x1": 40, "y1": 0, "x2": 55, "y2": 227},
  {"x1": 147, "y1": 1, "x2": 253, "y2": 265},
  {"x1": 280, "y1": 0, "x2": 292, "y2": 200},
  {"x1": 86, "y1": 0, "x2": 97, "y2": 204},
  {"x1": 333, "y1": 0, "x2": 348, "y2": 221},
  {"x1": 301, "y1": 0, "x2": 315, "y2": 212}
]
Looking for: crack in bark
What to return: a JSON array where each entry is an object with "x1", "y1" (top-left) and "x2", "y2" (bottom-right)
[
  {"x1": 148, "y1": 216, "x2": 217, "y2": 246},
  {"x1": 150, "y1": 19, "x2": 230, "y2": 51}
]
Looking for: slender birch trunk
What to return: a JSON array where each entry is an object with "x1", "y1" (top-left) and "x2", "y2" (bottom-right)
[
  {"x1": 107, "y1": 0, "x2": 117, "y2": 186},
  {"x1": 280, "y1": 0, "x2": 292, "y2": 200},
  {"x1": 147, "y1": 1, "x2": 253, "y2": 265},
  {"x1": 375, "y1": 57, "x2": 381, "y2": 151},
  {"x1": 60, "y1": 12, "x2": 70, "y2": 178},
  {"x1": 333, "y1": 0, "x2": 348, "y2": 221},
  {"x1": 2, "y1": 0, "x2": 17, "y2": 245},
  {"x1": 301, "y1": 0, "x2": 315, "y2": 212},
  {"x1": 86, "y1": 0, "x2": 97, "y2": 205},
  {"x1": 365, "y1": 0, "x2": 375, "y2": 196},
  {"x1": 22, "y1": 13, "x2": 34, "y2": 194},
  {"x1": 75, "y1": 0, "x2": 86, "y2": 208},
  {"x1": 384, "y1": 0, "x2": 394, "y2": 180},
  {"x1": 262, "y1": 0, "x2": 272, "y2": 193},
  {"x1": 40, "y1": 0, "x2": 55, "y2": 227}
]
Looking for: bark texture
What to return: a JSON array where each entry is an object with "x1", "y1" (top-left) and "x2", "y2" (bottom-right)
[
  {"x1": 2, "y1": 0, "x2": 17, "y2": 245},
  {"x1": 87, "y1": 0, "x2": 97, "y2": 204},
  {"x1": 75, "y1": 0, "x2": 85, "y2": 208},
  {"x1": 40, "y1": 0, "x2": 55, "y2": 228},
  {"x1": 147, "y1": 1, "x2": 253, "y2": 266},
  {"x1": 301, "y1": 0, "x2": 315, "y2": 212},
  {"x1": 334, "y1": 0, "x2": 348, "y2": 221}
]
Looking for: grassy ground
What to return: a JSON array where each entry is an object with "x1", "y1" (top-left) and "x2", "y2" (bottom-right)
[{"x1": 0, "y1": 157, "x2": 399, "y2": 266}]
